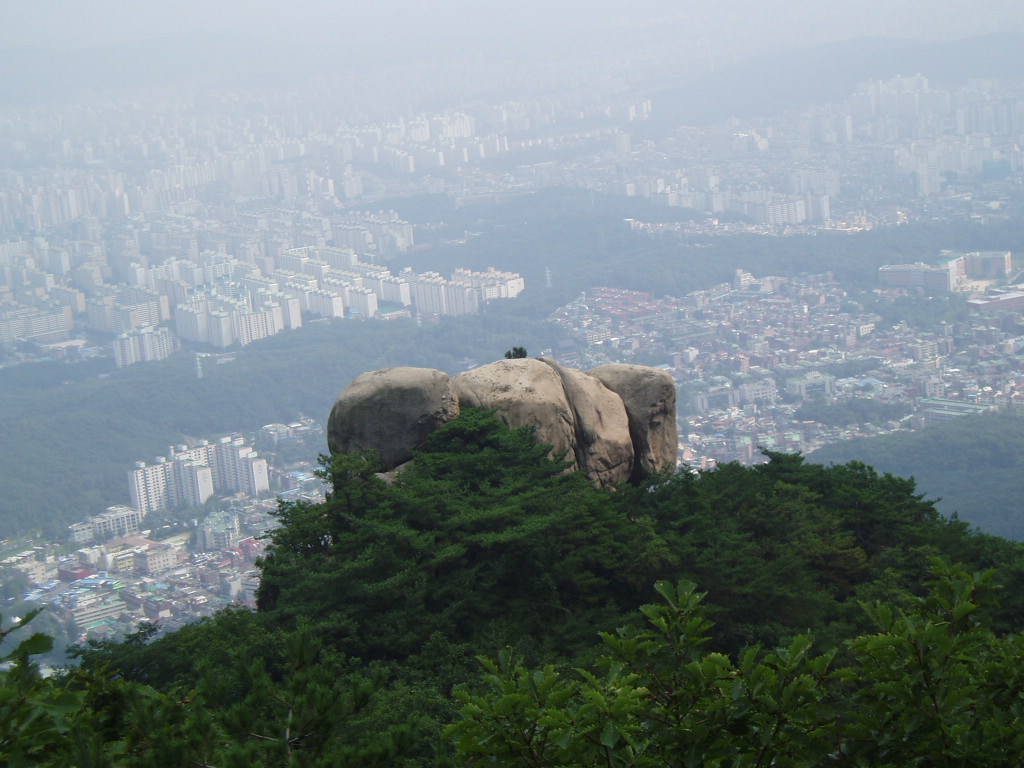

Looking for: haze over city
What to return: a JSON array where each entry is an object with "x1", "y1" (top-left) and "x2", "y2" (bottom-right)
[
  {"x1": 6, "y1": 1, "x2": 1023, "y2": 47},
  {"x1": 6, "y1": 1, "x2": 1024, "y2": 81},
  {"x1": 4, "y1": 0, "x2": 1024, "y2": 678}
]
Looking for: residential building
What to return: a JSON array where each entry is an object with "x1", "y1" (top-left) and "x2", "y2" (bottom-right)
[
  {"x1": 69, "y1": 505, "x2": 146, "y2": 544},
  {"x1": 127, "y1": 437, "x2": 268, "y2": 515},
  {"x1": 112, "y1": 326, "x2": 177, "y2": 368}
]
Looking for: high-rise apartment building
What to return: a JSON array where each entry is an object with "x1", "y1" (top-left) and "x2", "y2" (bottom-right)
[
  {"x1": 0, "y1": 304, "x2": 73, "y2": 345},
  {"x1": 128, "y1": 457, "x2": 214, "y2": 515},
  {"x1": 406, "y1": 271, "x2": 449, "y2": 316},
  {"x1": 174, "y1": 294, "x2": 284, "y2": 348},
  {"x1": 342, "y1": 285, "x2": 378, "y2": 317},
  {"x1": 127, "y1": 437, "x2": 268, "y2": 515},
  {"x1": 112, "y1": 326, "x2": 176, "y2": 368},
  {"x1": 210, "y1": 437, "x2": 271, "y2": 498},
  {"x1": 450, "y1": 267, "x2": 525, "y2": 301}
]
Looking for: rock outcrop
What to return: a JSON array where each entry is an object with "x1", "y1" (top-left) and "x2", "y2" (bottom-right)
[
  {"x1": 328, "y1": 359, "x2": 677, "y2": 487},
  {"x1": 327, "y1": 367, "x2": 460, "y2": 469},
  {"x1": 588, "y1": 364, "x2": 677, "y2": 482},
  {"x1": 536, "y1": 359, "x2": 634, "y2": 487},
  {"x1": 452, "y1": 359, "x2": 578, "y2": 470}
]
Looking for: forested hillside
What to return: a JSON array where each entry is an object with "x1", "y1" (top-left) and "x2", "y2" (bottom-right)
[
  {"x1": 10, "y1": 410, "x2": 1022, "y2": 765},
  {"x1": 809, "y1": 411, "x2": 1024, "y2": 540},
  {"x1": 0, "y1": 313, "x2": 560, "y2": 538}
]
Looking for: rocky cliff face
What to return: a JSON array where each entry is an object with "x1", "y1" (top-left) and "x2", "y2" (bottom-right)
[{"x1": 327, "y1": 359, "x2": 677, "y2": 487}]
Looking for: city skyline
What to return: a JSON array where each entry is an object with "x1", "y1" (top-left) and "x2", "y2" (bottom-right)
[{"x1": 5, "y1": 0, "x2": 1024, "y2": 606}]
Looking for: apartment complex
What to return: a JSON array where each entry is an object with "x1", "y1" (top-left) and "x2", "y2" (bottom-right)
[
  {"x1": 274, "y1": 246, "x2": 525, "y2": 318},
  {"x1": 879, "y1": 251, "x2": 1013, "y2": 292},
  {"x1": 69, "y1": 505, "x2": 146, "y2": 544},
  {"x1": 128, "y1": 437, "x2": 269, "y2": 515},
  {"x1": 112, "y1": 325, "x2": 177, "y2": 367},
  {"x1": 175, "y1": 293, "x2": 300, "y2": 348}
]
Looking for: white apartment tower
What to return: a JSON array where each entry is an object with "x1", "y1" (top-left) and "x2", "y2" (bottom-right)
[
  {"x1": 450, "y1": 268, "x2": 525, "y2": 301},
  {"x1": 112, "y1": 326, "x2": 176, "y2": 368},
  {"x1": 128, "y1": 436, "x2": 269, "y2": 514},
  {"x1": 407, "y1": 272, "x2": 449, "y2": 316},
  {"x1": 128, "y1": 458, "x2": 214, "y2": 515}
]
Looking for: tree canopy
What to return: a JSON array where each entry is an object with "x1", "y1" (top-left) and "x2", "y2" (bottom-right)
[
  {"x1": 19, "y1": 409, "x2": 1024, "y2": 765},
  {"x1": 257, "y1": 410, "x2": 668, "y2": 659},
  {"x1": 450, "y1": 561, "x2": 1024, "y2": 768}
]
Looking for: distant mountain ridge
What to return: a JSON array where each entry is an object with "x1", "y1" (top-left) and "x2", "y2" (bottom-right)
[
  {"x1": 4, "y1": 31, "x2": 1024, "y2": 113},
  {"x1": 646, "y1": 31, "x2": 1024, "y2": 128}
]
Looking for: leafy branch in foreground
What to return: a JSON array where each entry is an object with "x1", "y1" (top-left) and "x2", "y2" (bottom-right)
[
  {"x1": 1, "y1": 609, "x2": 84, "y2": 767},
  {"x1": 450, "y1": 582, "x2": 839, "y2": 767},
  {"x1": 449, "y1": 561, "x2": 1024, "y2": 767},
  {"x1": 847, "y1": 559, "x2": 1024, "y2": 766}
]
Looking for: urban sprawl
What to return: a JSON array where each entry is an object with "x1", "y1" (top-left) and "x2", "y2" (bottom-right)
[{"x1": 3, "y1": 65, "x2": 1024, "y2": 643}]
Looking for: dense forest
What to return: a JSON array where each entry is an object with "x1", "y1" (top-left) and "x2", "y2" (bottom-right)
[
  {"x1": 810, "y1": 410, "x2": 1024, "y2": 541},
  {"x1": 793, "y1": 398, "x2": 911, "y2": 427},
  {"x1": 7, "y1": 410, "x2": 1024, "y2": 765}
]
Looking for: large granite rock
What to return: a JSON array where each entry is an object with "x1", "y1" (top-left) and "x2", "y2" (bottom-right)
[
  {"x1": 588, "y1": 364, "x2": 677, "y2": 481},
  {"x1": 327, "y1": 359, "x2": 676, "y2": 488},
  {"x1": 538, "y1": 359, "x2": 633, "y2": 486},
  {"x1": 451, "y1": 358, "x2": 579, "y2": 471},
  {"x1": 327, "y1": 367, "x2": 459, "y2": 469}
]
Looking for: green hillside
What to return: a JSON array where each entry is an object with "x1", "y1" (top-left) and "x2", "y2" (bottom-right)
[
  {"x1": 809, "y1": 411, "x2": 1024, "y2": 540},
  {"x1": 0, "y1": 314, "x2": 561, "y2": 538},
  {"x1": 10, "y1": 410, "x2": 1024, "y2": 766}
]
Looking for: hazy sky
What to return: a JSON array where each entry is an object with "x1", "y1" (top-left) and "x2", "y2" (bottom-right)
[
  {"x1": 5, "y1": 0, "x2": 1024, "y2": 52},
  {"x1": 4, "y1": 0, "x2": 1024, "y2": 106}
]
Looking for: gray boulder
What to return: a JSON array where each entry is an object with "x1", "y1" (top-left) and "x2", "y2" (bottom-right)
[
  {"x1": 538, "y1": 359, "x2": 634, "y2": 487},
  {"x1": 452, "y1": 358, "x2": 579, "y2": 471},
  {"x1": 588, "y1": 364, "x2": 677, "y2": 481},
  {"x1": 327, "y1": 359, "x2": 677, "y2": 487},
  {"x1": 327, "y1": 366, "x2": 459, "y2": 469}
]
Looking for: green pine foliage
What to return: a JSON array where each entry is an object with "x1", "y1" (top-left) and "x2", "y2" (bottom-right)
[
  {"x1": 18, "y1": 408, "x2": 1024, "y2": 765},
  {"x1": 257, "y1": 410, "x2": 668, "y2": 660},
  {"x1": 4, "y1": 614, "x2": 414, "y2": 767}
]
